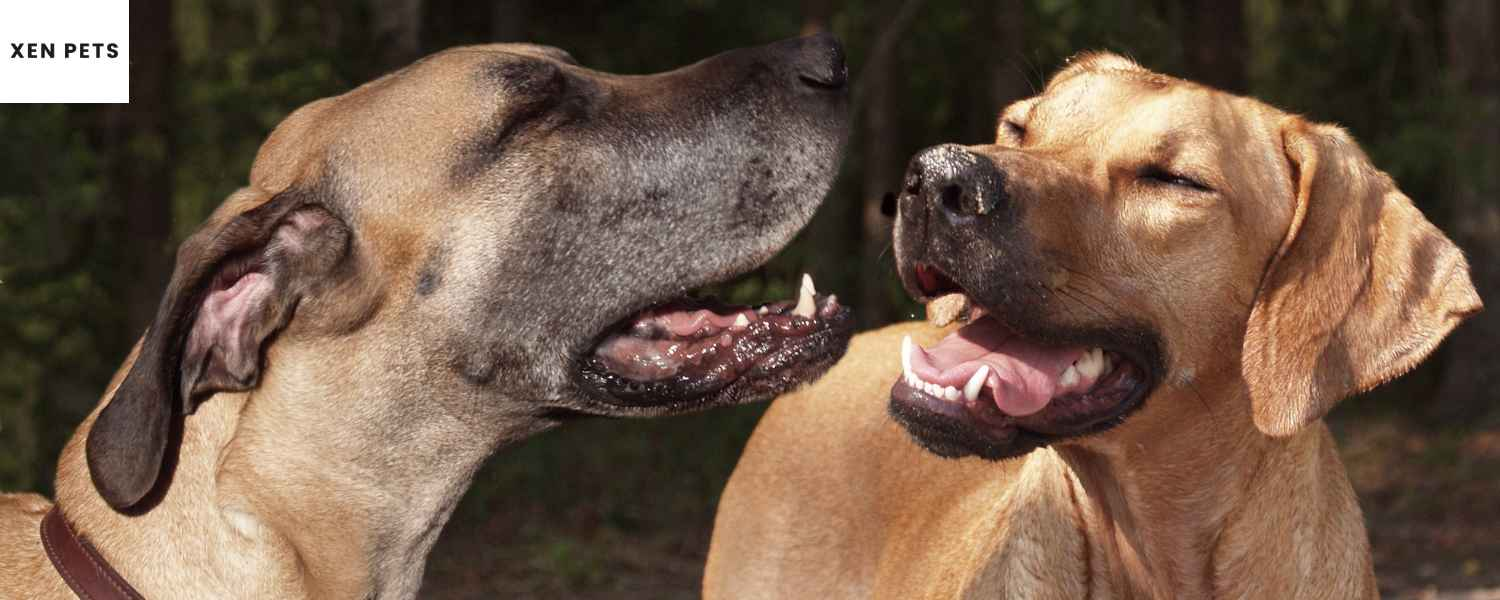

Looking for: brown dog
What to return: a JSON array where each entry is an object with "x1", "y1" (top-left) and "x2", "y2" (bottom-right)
[
  {"x1": 705, "y1": 53, "x2": 1480, "y2": 599},
  {"x1": 0, "y1": 36, "x2": 851, "y2": 599}
]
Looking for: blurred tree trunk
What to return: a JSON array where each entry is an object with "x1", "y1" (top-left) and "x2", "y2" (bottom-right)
[
  {"x1": 987, "y1": 1, "x2": 1030, "y2": 125},
  {"x1": 372, "y1": 0, "x2": 423, "y2": 71},
  {"x1": 490, "y1": 0, "x2": 528, "y2": 42},
  {"x1": 1432, "y1": 0, "x2": 1500, "y2": 420},
  {"x1": 1179, "y1": 0, "x2": 1247, "y2": 93},
  {"x1": 115, "y1": 0, "x2": 175, "y2": 336},
  {"x1": 855, "y1": 0, "x2": 926, "y2": 327}
]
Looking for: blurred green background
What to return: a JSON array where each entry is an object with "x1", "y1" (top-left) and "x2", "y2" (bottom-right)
[{"x1": 2, "y1": 1, "x2": 1497, "y2": 597}]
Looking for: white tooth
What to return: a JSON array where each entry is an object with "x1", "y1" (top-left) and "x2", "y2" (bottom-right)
[
  {"x1": 1059, "y1": 364, "x2": 1080, "y2": 388},
  {"x1": 1080, "y1": 349, "x2": 1104, "y2": 378},
  {"x1": 964, "y1": 366, "x2": 990, "y2": 402},
  {"x1": 793, "y1": 277, "x2": 816, "y2": 318},
  {"x1": 943, "y1": 386, "x2": 960, "y2": 401},
  {"x1": 733, "y1": 314, "x2": 750, "y2": 328},
  {"x1": 901, "y1": 336, "x2": 914, "y2": 377},
  {"x1": 928, "y1": 382, "x2": 942, "y2": 396},
  {"x1": 757, "y1": 306, "x2": 769, "y2": 315}
]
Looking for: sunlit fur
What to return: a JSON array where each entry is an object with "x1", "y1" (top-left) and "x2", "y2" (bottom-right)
[{"x1": 705, "y1": 53, "x2": 1478, "y2": 599}]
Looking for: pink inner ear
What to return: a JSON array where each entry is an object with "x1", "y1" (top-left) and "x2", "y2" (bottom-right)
[{"x1": 185, "y1": 271, "x2": 274, "y2": 386}]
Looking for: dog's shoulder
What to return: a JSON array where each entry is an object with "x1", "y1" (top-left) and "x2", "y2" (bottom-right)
[
  {"x1": 743, "y1": 320, "x2": 946, "y2": 477},
  {"x1": 706, "y1": 322, "x2": 968, "y2": 597}
]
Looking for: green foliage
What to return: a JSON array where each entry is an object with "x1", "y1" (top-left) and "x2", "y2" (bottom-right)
[{"x1": 0, "y1": 105, "x2": 115, "y2": 490}]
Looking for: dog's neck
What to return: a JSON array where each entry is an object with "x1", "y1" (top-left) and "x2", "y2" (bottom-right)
[
  {"x1": 52, "y1": 351, "x2": 549, "y2": 599},
  {"x1": 1048, "y1": 386, "x2": 1373, "y2": 598}
]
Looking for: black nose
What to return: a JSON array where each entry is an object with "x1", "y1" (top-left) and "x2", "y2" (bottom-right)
[
  {"x1": 780, "y1": 32, "x2": 848, "y2": 90},
  {"x1": 905, "y1": 145, "x2": 1007, "y2": 218}
]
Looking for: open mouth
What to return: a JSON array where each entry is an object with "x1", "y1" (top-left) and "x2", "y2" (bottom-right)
[
  {"x1": 579, "y1": 274, "x2": 854, "y2": 410},
  {"x1": 888, "y1": 264, "x2": 1154, "y2": 460}
]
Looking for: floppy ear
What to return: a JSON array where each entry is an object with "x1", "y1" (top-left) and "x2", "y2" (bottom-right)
[
  {"x1": 1243, "y1": 120, "x2": 1482, "y2": 436},
  {"x1": 86, "y1": 189, "x2": 351, "y2": 510}
]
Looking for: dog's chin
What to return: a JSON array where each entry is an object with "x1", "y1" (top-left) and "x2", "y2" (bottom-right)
[{"x1": 570, "y1": 286, "x2": 855, "y2": 417}]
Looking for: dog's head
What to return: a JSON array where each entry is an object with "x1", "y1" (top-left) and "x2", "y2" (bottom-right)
[
  {"x1": 85, "y1": 36, "x2": 852, "y2": 510},
  {"x1": 889, "y1": 53, "x2": 1480, "y2": 460}
]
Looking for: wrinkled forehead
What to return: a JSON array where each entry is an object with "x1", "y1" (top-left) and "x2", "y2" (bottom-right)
[
  {"x1": 249, "y1": 44, "x2": 574, "y2": 194},
  {"x1": 1020, "y1": 59, "x2": 1287, "y2": 165},
  {"x1": 1007, "y1": 56, "x2": 1215, "y2": 140}
]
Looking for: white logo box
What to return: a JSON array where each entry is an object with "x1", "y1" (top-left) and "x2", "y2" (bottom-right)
[{"x1": 0, "y1": 1, "x2": 129, "y2": 103}]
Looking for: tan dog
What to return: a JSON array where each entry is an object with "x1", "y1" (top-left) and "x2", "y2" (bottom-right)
[
  {"x1": 0, "y1": 36, "x2": 852, "y2": 599},
  {"x1": 705, "y1": 53, "x2": 1481, "y2": 599}
]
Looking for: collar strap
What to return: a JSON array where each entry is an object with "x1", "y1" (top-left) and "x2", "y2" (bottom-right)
[{"x1": 41, "y1": 507, "x2": 145, "y2": 600}]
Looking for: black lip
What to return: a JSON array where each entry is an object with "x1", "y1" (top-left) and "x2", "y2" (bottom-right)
[
  {"x1": 888, "y1": 362, "x2": 1152, "y2": 461},
  {"x1": 572, "y1": 294, "x2": 855, "y2": 415}
]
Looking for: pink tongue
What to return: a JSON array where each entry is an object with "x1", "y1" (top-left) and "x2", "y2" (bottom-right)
[{"x1": 910, "y1": 318, "x2": 1086, "y2": 417}]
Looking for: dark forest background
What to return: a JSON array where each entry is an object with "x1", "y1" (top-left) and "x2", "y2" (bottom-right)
[{"x1": 2, "y1": 1, "x2": 1497, "y2": 597}]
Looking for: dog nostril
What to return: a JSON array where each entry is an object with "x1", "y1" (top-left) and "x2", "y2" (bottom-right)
[{"x1": 940, "y1": 184, "x2": 964, "y2": 215}]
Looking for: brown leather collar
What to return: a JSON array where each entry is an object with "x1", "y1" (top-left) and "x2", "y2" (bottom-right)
[{"x1": 40, "y1": 507, "x2": 145, "y2": 600}]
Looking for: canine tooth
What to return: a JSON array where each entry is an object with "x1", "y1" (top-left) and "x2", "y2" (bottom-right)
[
  {"x1": 943, "y1": 386, "x2": 960, "y2": 401},
  {"x1": 793, "y1": 274, "x2": 817, "y2": 318},
  {"x1": 964, "y1": 366, "x2": 990, "y2": 402},
  {"x1": 927, "y1": 382, "x2": 942, "y2": 396},
  {"x1": 732, "y1": 314, "x2": 750, "y2": 328},
  {"x1": 901, "y1": 336, "x2": 914, "y2": 377},
  {"x1": 1059, "y1": 364, "x2": 1080, "y2": 388}
]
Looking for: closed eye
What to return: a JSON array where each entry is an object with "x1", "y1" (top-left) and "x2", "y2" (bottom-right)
[
  {"x1": 1001, "y1": 120, "x2": 1026, "y2": 142},
  {"x1": 1138, "y1": 166, "x2": 1213, "y2": 193}
]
